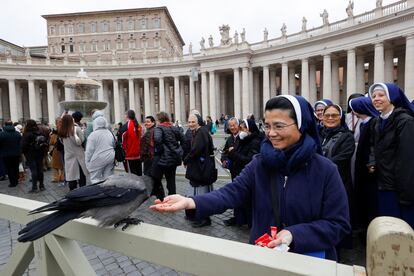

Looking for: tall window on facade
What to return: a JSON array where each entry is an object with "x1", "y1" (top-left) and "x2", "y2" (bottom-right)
[
  {"x1": 140, "y1": 18, "x2": 147, "y2": 29},
  {"x1": 129, "y1": 40, "x2": 135, "y2": 49},
  {"x1": 61, "y1": 45, "x2": 65, "y2": 53},
  {"x1": 102, "y1": 22, "x2": 109, "y2": 32},
  {"x1": 68, "y1": 25, "x2": 73, "y2": 34},
  {"x1": 50, "y1": 26, "x2": 56, "y2": 35},
  {"x1": 69, "y1": 44, "x2": 74, "y2": 53},
  {"x1": 116, "y1": 40, "x2": 123, "y2": 50},
  {"x1": 103, "y1": 41, "x2": 111, "y2": 51},
  {"x1": 78, "y1": 23, "x2": 85, "y2": 33},
  {"x1": 128, "y1": 20, "x2": 134, "y2": 30},
  {"x1": 153, "y1": 18, "x2": 160, "y2": 28},
  {"x1": 59, "y1": 25, "x2": 65, "y2": 35},
  {"x1": 116, "y1": 21, "x2": 123, "y2": 31},
  {"x1": 91, "y1": 22, "x2": 97, "y2": 33},
  {"x1": 92, "y1": 41, "x2": 98, "y2": 52}
]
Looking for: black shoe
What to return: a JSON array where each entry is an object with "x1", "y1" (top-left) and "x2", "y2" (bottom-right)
[
  {"x1": 8, "y1": 184, "x2": 17, "y2": 187},
  {"x1": 0, "y1": 176, "x2": 8, "y2": 181},
  {"x1": 223, "y1": 217, "x2": 236, "y2": 226},
  {"x1": 39, "y1": 187, "x2": 46, "y2": 191},
  {"x1": 191, "y1": 219, "x2": 211, "y2": 228},
  {"x1": 28, "y1": 189, "x2": 38, "y2": 193}
]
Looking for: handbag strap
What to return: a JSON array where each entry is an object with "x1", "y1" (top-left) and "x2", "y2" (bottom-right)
[{"x1": 269, "y1": 172, "x2": 281, "y2": 229}]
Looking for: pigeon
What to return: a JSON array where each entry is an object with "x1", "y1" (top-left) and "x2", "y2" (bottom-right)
[{"x1": 18, "y1": 173, "x2": 154, "y2": 242}]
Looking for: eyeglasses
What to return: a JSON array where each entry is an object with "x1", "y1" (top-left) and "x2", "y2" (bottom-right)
[
  {"x1": 264, "y1": 122, "x2": 296, "y2": 132},
  {"x1": 323, "y1": 113, "x2": 341, "y2": 119}
]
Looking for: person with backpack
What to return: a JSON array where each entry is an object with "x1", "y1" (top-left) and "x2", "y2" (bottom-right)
[
  {"x1": 152, "y1": 111, "x2": 185, "y2": 199},
  {"x1": 21, "y1": 119, "x2": 48, "y2": 192}
]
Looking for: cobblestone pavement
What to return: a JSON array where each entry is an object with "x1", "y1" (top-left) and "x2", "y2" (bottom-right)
[
  {"x1": 0, "y1": 130, "x2": 365, "y2": 275},
  {"x1": 0, "y1": 168, "x2": 251, "y2": 276}
]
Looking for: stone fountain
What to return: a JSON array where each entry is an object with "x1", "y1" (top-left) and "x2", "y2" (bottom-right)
[{"x1": 60, "y1": 68, "x2": 107, "y2": 120}]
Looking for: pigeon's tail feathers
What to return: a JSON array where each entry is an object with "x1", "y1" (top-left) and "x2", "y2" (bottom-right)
[
  {"x1": 18, "y1": 210, "x2": 81, "y2": 242},
  {"x1": 28, "y1": 200, "x2": 63, "y2": 215}
]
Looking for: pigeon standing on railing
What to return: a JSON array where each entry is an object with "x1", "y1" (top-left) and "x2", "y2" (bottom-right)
[{"x1": 18, "y1": 173, "x2": 154, "y2": 242}]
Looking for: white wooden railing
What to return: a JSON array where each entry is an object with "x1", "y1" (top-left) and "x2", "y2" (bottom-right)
[{"x1": 0, "y1": 194, "x2": 366, "y2": 276}]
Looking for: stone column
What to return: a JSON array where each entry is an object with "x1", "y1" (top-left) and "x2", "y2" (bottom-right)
[
  {"x1": 233, "y1": 68, "x2": 241, "y2": 119},
  {"x1": 220, "y1": 76, "x2": 226, "y2": 115},
  {"x1": 159, "y1": 77, "x2": 166, "y2": 111},
  {"x1": 195, "y1": 79, "x2": 201, "y2": 112},
  {"x1": 309, "y1": 62, "x2": 317, "y2": 104},
  {"x1": 331, "y1": 58, "x2": 340, "y2": 104},
  {"x1": 249, "y1": 68, "x2": 254, "y2": 114},
  {"x1": 16, "y1": 83, "x2": 23, "y2": 121},
  {"x1": 149, "y1": 80, "x2": 155, "y2": 114},
  {"x1": 8, "y1": 80, "x2": 18, "y2": 122},
  {"x1": 270, "y1": 68, "x2": 276, "y2": 98},
  {"x1": 374, "y1": 42, "x2": 385, "y2": 83},
  {"x1": 215, "y1": 74, "x2": 221, "y2": 118},
  {"x1": 384, "y1": 48, "x2": 394, "y2": 83},
  {"x1": 405, "y1": 34, "x2": 414, "y2": 99},
  {"x1": 134, "y1": 81, "x2": 141, "y2": 121},
  {"x1": 180, "y1": 79, "x2": 186, "y2": 122},
  {"x1": 189, "y1": 74, "x2": 195, "y2": 111},
  {"x1": 201, "y1": 72, "x2": 209, "y2": 119},
  {"x1": 165, "y1": 83, "x2": 171, "y2": 115},
  {"x1": 113, "y1": 79, "x2": 121, "y2": 124},
  {"x1": 119, "y1": 82, "x2": 126, "y2": 115},
  {"x1": 263, "y1": 65, "x2": 270, "y2": 111},
  {"x1": 209, "y1": 71, "x2": 217, "y2": 120},
  {"x1": 356, "y1": 54, "x2": 365, "y2": 93},
  {"x1": 281, "y1": 62, "x2": 289, "y2": 95},
  {"x1": 253, "y1": 70, "x2": 260, "y2": 116},
  {"x1": 28, "y1": 79, "x2": 37, "y2": 120},
  {"x1": 347, "y1": 49, "x2": 357, "y2": 99},
  {"x1": 242, "y1": 67, "x2": 249, "y2": 118},
  {"x1": 397, "y1": 55, "x2": 405, "y2": 90},
  {"x1": 323, "y1": 54, "x2": 332, "y2": 100},
  {"x1": 46, "y1": 80, "x2": 55, "y2": 125},
  {"x1": 301, "y1": 59, "x2": 309, "y2": 100},
  {"x1": 288, "y1": 65, "x2": 296, "y2": 95},
  {"x1": 128, "y1": 79, "x2": 135, "y2": 111},
  {"x1": 97, "y1": 80, "x2": 104, "y2": 101},
  {"x1": 144, "y1": 78, "x2": 150, "y2": 117},
  {"x1": 64, "y1": 85, "x2": 71, "y2": 101},
  {"x1": 102, "y1": 81, "x2": 111, "y2": 122},
  {"x1": 174, "y1": 76, "x2": 181, "y2": 123}
]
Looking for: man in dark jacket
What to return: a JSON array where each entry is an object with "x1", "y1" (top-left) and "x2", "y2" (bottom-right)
[
  {"x1": 152, "y1": 112, "x2": 185, "y2": 199},
  {"x1": 0, "y1": 121, "x2": 22, "y2": 187},
  {"x1": 220, "y1": 117, "x2": 240, "y2": 179},
  {"x1": 223, "y1": 119, "x2": 264, "y2": 226}
]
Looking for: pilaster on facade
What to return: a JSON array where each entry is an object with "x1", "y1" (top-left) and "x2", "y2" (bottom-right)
[{"x1": 405, "y1": 34, "x2": 414, "y2": 100}]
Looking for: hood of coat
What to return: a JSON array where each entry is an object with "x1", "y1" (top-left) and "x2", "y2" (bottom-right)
[
  {"x1": 3, "y1": 125, "x2": 16, "y2": 132},
  {"x1": 93, "y1": 116, "x2": 108, "y2": 131}
]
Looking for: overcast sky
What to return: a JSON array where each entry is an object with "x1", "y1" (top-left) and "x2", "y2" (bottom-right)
[{"x1": 1, "y1": 0, "x2": 395, "y2": 52}]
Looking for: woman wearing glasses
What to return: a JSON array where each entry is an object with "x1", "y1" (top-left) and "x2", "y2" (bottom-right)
[
  {"x1": 151, "y1": 95, "x2": 350, "y2": 261},
  {"x1": 320, "y1": 104, "x2": 355, "y2": 204}
]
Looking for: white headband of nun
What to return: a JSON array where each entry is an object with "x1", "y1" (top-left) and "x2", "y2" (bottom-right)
[
  {"x1": 368, "y1": 83, "x2": 390, "y2": 101},
  {"x1": 314, "y1": 100, "x2": 328, "y2": 108},
  {"x1": 278, "y1": 95, "x2": 302, "y2": 129},
  {"x1": 243, "y1": 119, "x2": 249, "y2": 131}
]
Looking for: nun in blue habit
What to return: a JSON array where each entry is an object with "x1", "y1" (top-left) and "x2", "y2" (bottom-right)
[
  {"x1": 151, "y1": 95, "x2": 351, "y2": 261},
  {"x1": 349, "y1": 96, "x2": 379, "y2": 232},
  {"x1": 368, "y1": 82, "x2": 414, "y2": 228}
]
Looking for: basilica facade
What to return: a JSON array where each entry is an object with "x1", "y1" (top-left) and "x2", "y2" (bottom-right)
[{"x1": 1, "y1": 1, "x2": 414, "y2": 125}]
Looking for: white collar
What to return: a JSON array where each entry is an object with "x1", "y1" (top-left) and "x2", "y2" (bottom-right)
[{"x1": 380, "y1": 107, "x2": 394, "y2": 119}]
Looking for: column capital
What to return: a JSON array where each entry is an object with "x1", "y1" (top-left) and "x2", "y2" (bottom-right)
[
  {"x1": 373, "y1": 41, "x2": 384, "y2": 47},
  {"x1": 232, "y1": 67, "x2": 240, "y2": 72},
  {"x1": 406, "y1": 33, "x2": 414, "y2": 40},
  {"x1": 262, "y1": 64, "x2": 270, "y2": 69},
  {"x1": 346, "y1": 48, "x2": 356, "y2": 54}
]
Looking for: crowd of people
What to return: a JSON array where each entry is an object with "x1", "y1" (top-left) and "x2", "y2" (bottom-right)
[{"x1": 1, "y1": 81, "x2": 413, "y2": 261}]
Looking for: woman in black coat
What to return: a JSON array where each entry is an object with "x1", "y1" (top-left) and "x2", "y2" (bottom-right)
[
  {"x1": 368, "y1": 83, "x2": 414, "y2": 228},
  {"x1": 184, "y1": 114, "x2": 215, "y2": 227},
  {"x1": 0, "y1": 121, "x2": 22, "y2": 187}
]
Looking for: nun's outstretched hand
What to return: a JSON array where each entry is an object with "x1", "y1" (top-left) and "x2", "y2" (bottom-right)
[
  {"x1": 267, "y1": 229, "x2": 293, "y2": 249},
  {"x1": 149, "y1": 195, "x2": 196, "y2": 213}
]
